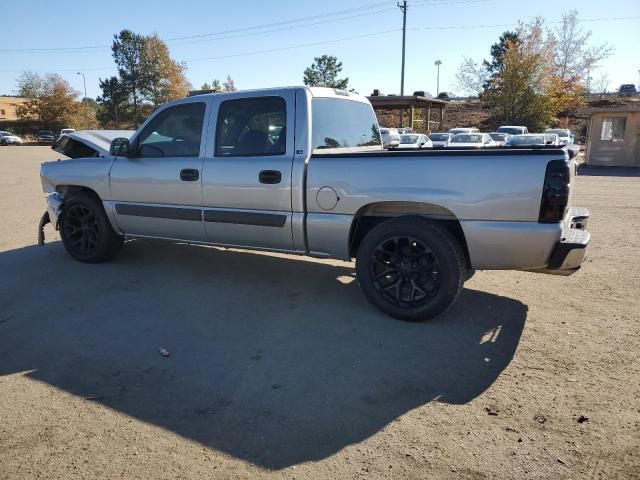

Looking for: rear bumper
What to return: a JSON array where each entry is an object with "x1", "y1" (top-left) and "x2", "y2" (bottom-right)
[{"x1": 529, "y1": 207, "x2": 590, "y2": 276}]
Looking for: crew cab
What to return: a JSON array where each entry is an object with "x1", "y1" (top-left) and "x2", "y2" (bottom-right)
[{"x1": 39, "y1": 87, "x2": 590, "y2": 321}]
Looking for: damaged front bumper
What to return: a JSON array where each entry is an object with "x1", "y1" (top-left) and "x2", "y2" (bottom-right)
[{"x1": 38, "y1": 192, "x2": 64, "y2": 245}]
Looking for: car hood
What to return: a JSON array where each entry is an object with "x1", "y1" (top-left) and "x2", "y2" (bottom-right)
[{"x1": 53, "y1": 130, "x2": 135, "y2": 158}]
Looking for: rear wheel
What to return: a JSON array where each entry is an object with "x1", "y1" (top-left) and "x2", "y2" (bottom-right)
[
  {"x1": 59, "y1": 192, "x2": 123, "y2": 263},
  {"x1": 356, "y1": 217, "x2": 465, "y2": 321}
]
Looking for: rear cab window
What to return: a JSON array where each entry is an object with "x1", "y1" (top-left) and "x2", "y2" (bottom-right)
[
  {"x1": 312, "y1": 97, "x2": 381, "y2": 152},
  {"x1": 215, "y1": 96, "x2": 286, "y2": 157}
]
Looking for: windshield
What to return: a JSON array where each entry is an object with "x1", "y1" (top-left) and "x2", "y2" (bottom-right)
[
  {"x1": 497, "y1": 127, "x2": 524, "y2": 135},
  {"x1": 38, "y1": 131, "x2": 54, "y2": 135},
  {"x1": 400, "y1": 134, "x2": 419, "y2": 144},
  {"x1": 489, "y1": 133, "x2": 507, "y2": 141},
  {"x1": 0, "y1": 131, "x2": 14, "y2": 136},
  {"x1": 451, "y1": 134, "x2": 482, "y2": 143},
  {"x1": 429, "y1": 133, "x2": 449, "y2": 141},
  {"x1": 509, "y1": 135, "x2": 545, "y2": 145}
]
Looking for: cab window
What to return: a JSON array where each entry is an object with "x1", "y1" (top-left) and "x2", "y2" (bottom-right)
[
  {"x1": 215, "y1": 96, "x2": 286, "y2": 157},
  {"x1": 137, "y1": 102, "x2": 205, "y2": 157}
]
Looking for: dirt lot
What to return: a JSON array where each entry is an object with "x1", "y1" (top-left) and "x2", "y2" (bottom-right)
[{"x1": 0, "y1": 147, "x2": 638, "y2": 480}]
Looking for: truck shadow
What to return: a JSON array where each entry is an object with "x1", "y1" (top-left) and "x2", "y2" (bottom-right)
[{"x1": 0, "y1": 240, "x2": 527, "y2": 469}]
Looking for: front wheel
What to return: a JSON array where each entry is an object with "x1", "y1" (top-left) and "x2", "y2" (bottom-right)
[
  {"x1": 356, "y1": 217, "x2": 465, "y2": 321},
  {"x1": 59, "y1": 192, "x2": 123, "y2": 263}
]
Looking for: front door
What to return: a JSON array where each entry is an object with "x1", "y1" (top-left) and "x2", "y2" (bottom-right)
[
  {"x1": 110, "y1": 100, "x2": 208, "y2": 241},
  {"x1": 201, "y1": 92, "x2": 296, "y2": 251}
]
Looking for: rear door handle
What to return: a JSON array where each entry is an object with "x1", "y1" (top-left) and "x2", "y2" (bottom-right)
[
  {"x1": 259, "y1": 170, "x2": 282, "y2": 184},
  {"x1": 180, "y1": 169, "x2": 200, "y2": 182}
]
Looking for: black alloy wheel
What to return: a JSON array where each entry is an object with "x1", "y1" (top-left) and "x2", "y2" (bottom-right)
[
  {"x1": 356, "y1": 217, "x2": 465, "y2": 321},
  {"x1": 370, "y1": 236, "x2": 441, "y2": 308},
  {"x1": 63, "y1": 204, "x2": 100, "y2": 255},
  {"x1": 59, "y1": 192, "x2": 123, "y2": 263}
]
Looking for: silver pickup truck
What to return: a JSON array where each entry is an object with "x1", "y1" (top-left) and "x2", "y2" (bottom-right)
[{"x1": 40, "y1": 87, "x2": 590, "y2": 321}]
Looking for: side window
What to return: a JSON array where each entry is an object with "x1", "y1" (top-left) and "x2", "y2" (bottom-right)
[
  {"x1": 215, "y1": 96, "x2": 286, "y2": 157},
  {"x1": 137, "y1": 102, "x2": 205, "y2": 157},
  {"x1": 600, "y1": 117, "x2": 626, "y2": 142}
]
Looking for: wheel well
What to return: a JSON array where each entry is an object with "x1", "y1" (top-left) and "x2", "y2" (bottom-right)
[
  {"x1": 56, "y1": 185, "x2": 102, "y2": 203},
  {"x1": 349, "y1": 203, "x2": 472, "y2": 270}
]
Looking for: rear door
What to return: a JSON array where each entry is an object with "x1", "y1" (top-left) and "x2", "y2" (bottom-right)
[
  {"x1": 200, "y1": 90, "x2": 296, "y2": 250},
  {"x1": 110, "y1": 100, "x2": 209, "y2": 241}
]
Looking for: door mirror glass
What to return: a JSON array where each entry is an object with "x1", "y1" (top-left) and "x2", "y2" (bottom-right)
[{"x1": 110, "y1": 138, "x2": 131, "y2": 157}]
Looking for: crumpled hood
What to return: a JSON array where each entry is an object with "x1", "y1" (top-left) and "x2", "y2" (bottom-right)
[{"x1": 53, "y1": 130, "x2": 134, "y2": 158}]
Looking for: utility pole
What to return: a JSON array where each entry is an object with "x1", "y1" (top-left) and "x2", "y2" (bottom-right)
[
  {"x1": 398, "y1": 0, "x2": 407, "y2": 127},
  {"x1": 398, "y1": 1, "x2": 407, "y2": 96},
  {"x1": 77, "y1": 72, "x2": 87, "y2": 101},
  {"x1": 435, "y1": 60, "x2": 442, "y2": 95}
]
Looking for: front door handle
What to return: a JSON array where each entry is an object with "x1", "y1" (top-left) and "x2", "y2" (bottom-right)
[
  {"x1": 259, "y1": 170, "x2": 282, "y2": 184},
  {"x1": 180, "y1": 169, "x2": 200, "y2": 182}
]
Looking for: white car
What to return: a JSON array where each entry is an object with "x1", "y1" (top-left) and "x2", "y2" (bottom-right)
[
  {"x1": 428, "y1": 132, "x2": 454, "y2": 148},
  {"x1": 506, "y1": 133, "x2": 559, "y2": 146},
  {"x1": 448, "y1": 133, "x2": 496, "y2": 148},
  {"x1": 489, "y1": 132, "x2": 511, "y2": 146},
  {"x1": 379, "y1": 127, "x2": 400, "y2": 148},
  {"x1": 0, "y1": 131, "x2": 22, "y2": 146},
  {"x1": 544, "y1": 128, "x2": 574, "y2": 145},
  {"x1": 496, "y1": 125, "x2": 529, "y2": 136},
  {"x1": 59, "y1": 128, "x2": 76, "y2": 137},
  {"x1": 397, "y1": 133, "x2": 432, "y2": 149},
  {"x1": 448, "y1": 127, "x2": 480, "y2": 135}
]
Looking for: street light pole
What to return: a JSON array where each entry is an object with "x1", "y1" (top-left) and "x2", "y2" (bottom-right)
[
  {"x1": 434, "y1": 60, "x2": 442, "y2": 95},
  {"x1": 77, "y1": 72, "x2": 87, "y2": 101}
]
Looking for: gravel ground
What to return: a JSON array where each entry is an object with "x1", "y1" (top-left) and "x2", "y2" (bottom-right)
[{"x1": 0, "y1": 147, "x2": 638, "y2": 480}]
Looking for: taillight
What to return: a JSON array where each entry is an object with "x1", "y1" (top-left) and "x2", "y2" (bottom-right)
[{"x1": 539, "y1": 159, "x2": 570, "y2": 223}]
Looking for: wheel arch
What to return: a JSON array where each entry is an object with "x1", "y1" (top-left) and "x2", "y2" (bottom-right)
[
  {"x1": 348, "y1": 201, "x2": 472, "y2": 269},
  {"x1": 54, "y1": 185, "x2": 122, "y2": 235}
]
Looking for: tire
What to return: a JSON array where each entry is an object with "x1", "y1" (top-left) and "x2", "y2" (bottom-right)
[
  {"x1": 356, "y1": 216, "x2": 465, "y2": 321},
  {"x1": 59, "y1": 192, "x2": 123, "y2": 263},
  {"x1": 0, "y1": 140, "x2": 6, "y2": 146}
]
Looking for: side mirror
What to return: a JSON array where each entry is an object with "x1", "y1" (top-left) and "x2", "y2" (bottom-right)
[{"x1": 110, "y1": 137, "x2": 131, "y2": 157}]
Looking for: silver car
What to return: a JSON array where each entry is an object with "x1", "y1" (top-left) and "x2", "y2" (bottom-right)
[
  {"x1": 428, "y1": 132, "x2": 454, "y2": 148},
  {"x1": 379, "y1": 127, "x2": 400, "y2": 148},
  {"x1": 0, "y1": 131, "x2": 22, "y2": 145},
  {"x1": 489, "y1": 132, "x2": 511, "y2": 146}
]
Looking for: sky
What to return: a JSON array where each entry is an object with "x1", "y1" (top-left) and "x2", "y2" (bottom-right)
[{"x1": 1, "y1": 0, "x2": 639, "y2": 99}]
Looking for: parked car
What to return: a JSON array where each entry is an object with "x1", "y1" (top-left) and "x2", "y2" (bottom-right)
[
  {"x1": 59, "y1": 128, "x2": 76, "y2": 137},
  {"x1": 506, "y1": 134, "x2": 559, "y2": 146},
  {"x1": 428, "y1": 132, "x2": 454, "y2": 148},
  {"x1": 437, "y1": 92, "x2": 450, "y2": 101},
  {"x1": 618, "y1": 84, "x2": 637, "y2": 96},
  {"x1": 448, "y1": 133, "x2": 496, "y2": 147},
  {"x1": 39, "y1": 86, "x2": 590, "y2": 322},
  {"x1": 397, "y1": 133, "x2": 432, "y2": 149},
  {"x1": 0, "y1": 131, "x2": 22, "y2": 146},
  {"x1": 36, "y1": 130, "x2": 56, "y2": 144},
  {"x1": 397, "y1": 128, "x2": 414, "y2": 134},
  {"x1": 488, "y1": 132, "x2": 511, "y2": 146},
  {"x1": 447, "y1": 127, "x2": 480, "y2": 135},
  {"x1": 544, "y1": 128, "x2": 574, "y2": 145},
  {"x1": 496, "y1": 125, "x2": 529, "y2": 136},
  {"x1": 379, "y1": 127, "x2": 400, "y2": 148}
]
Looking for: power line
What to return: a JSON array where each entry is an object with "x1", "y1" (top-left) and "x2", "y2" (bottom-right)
[
  {"x1": 1, "y1": 15, "x2": 637, "y2": 73},
  {"x1": 0, "y1": 1, "x2": 395, "y2": 53},
  {"x1": 0, "y1": 0, "x2": 488, "y2": 54}
]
